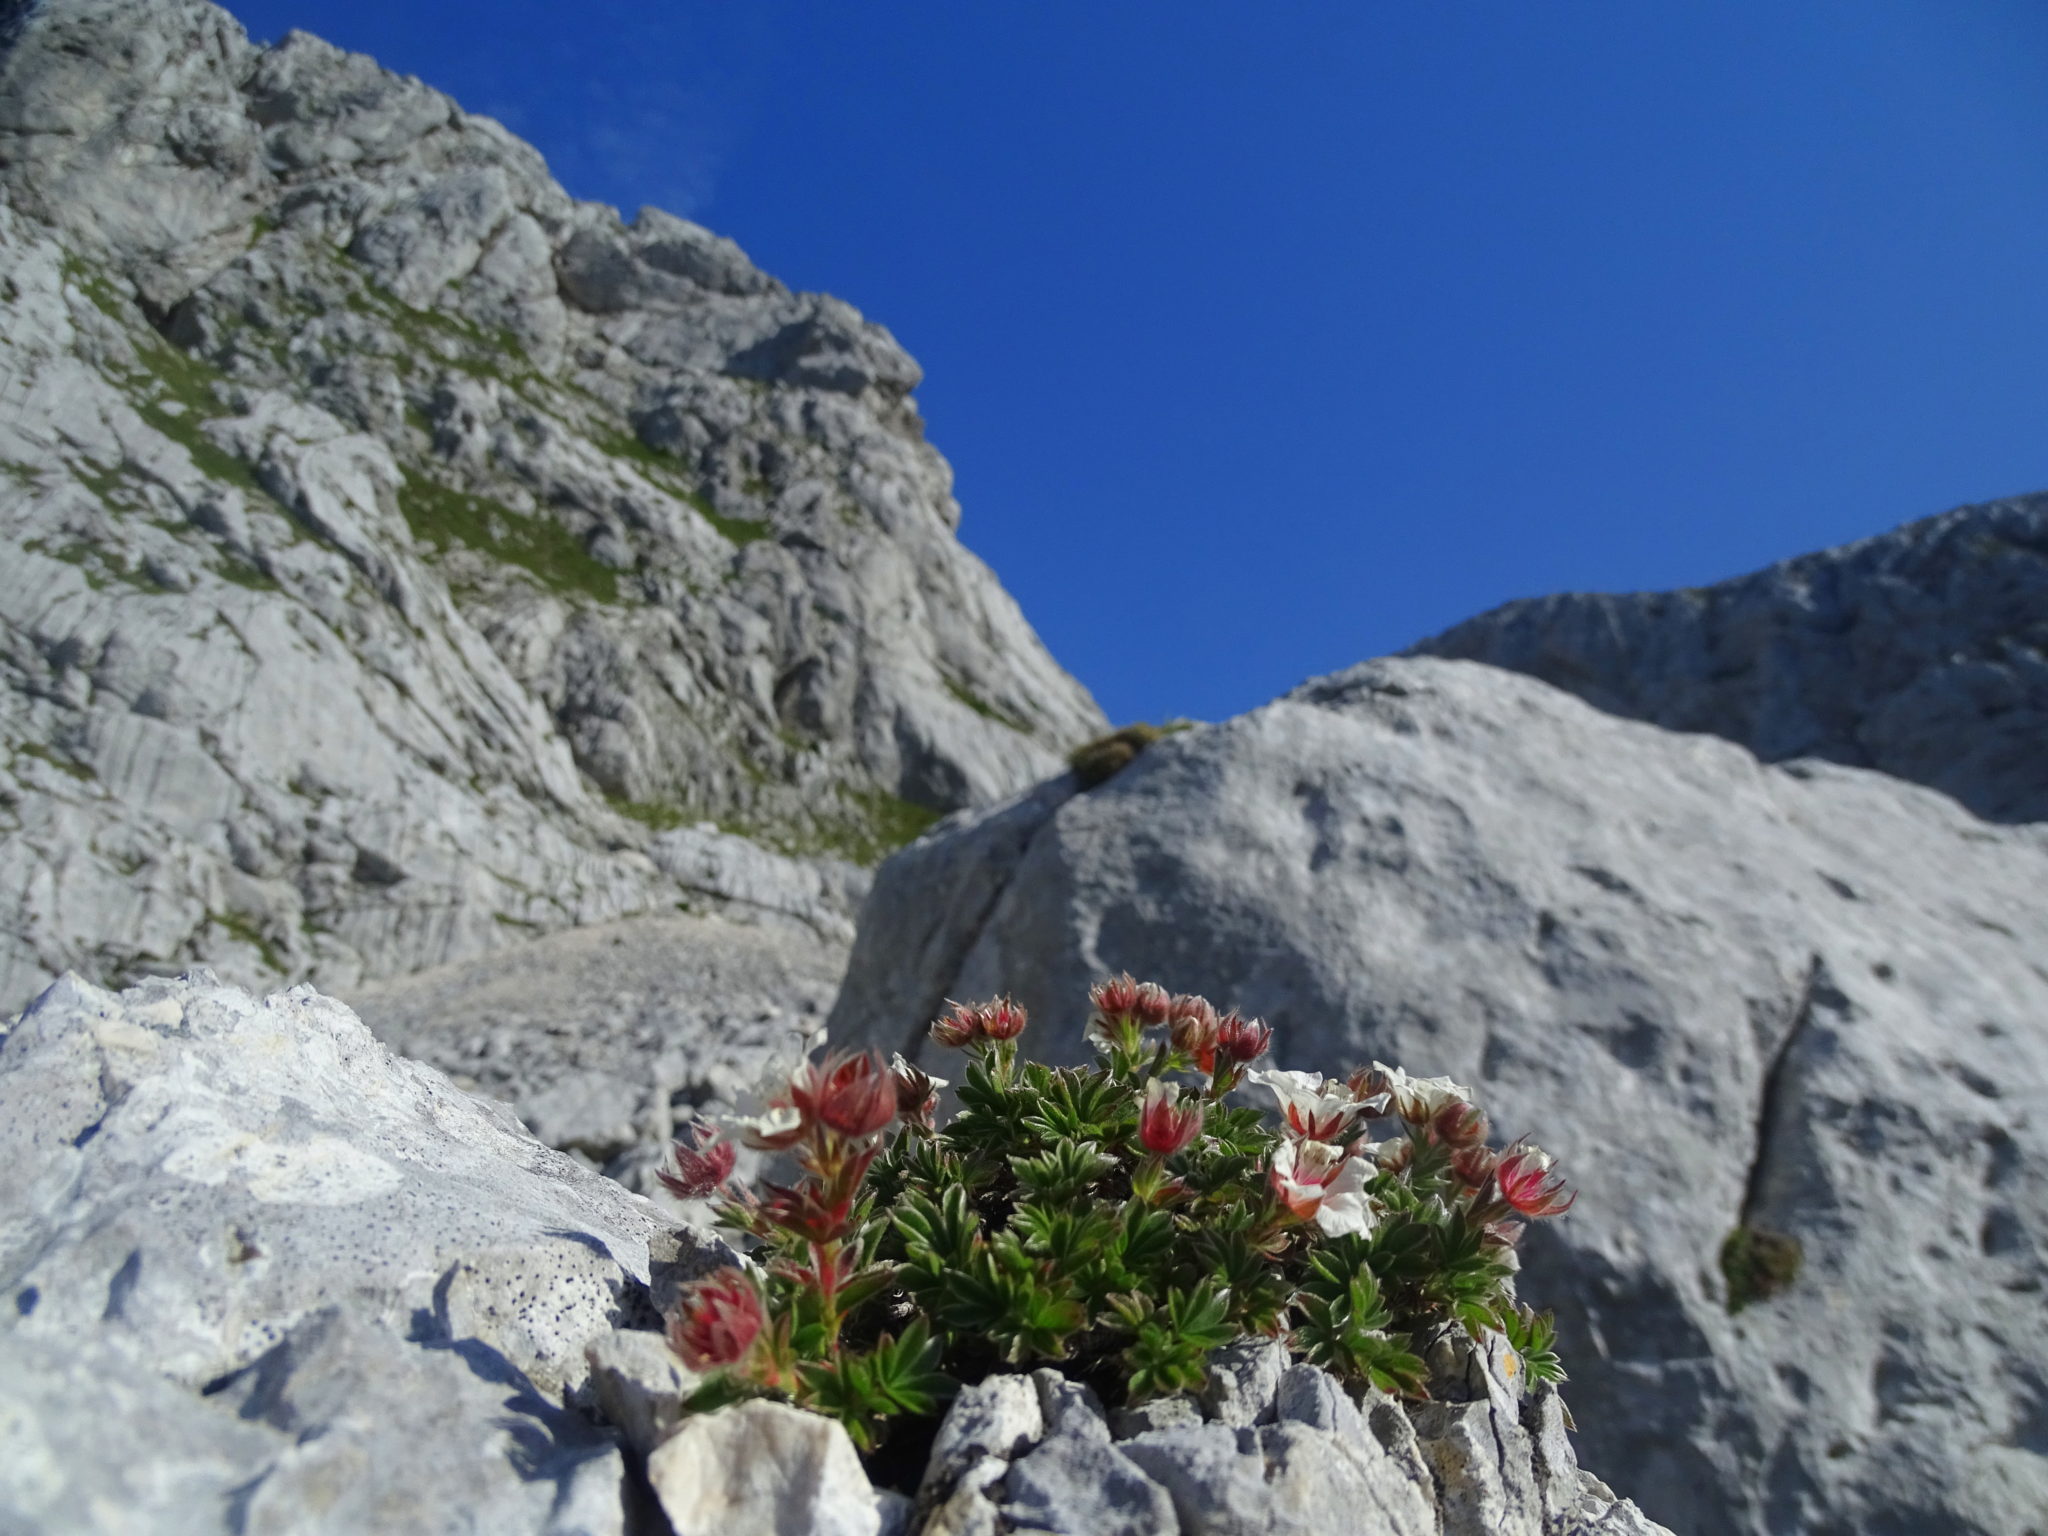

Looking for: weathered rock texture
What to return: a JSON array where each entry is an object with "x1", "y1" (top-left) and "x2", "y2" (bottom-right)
[
  {"x1": 1410, "y1": 495, "x2": 2048, "y2": 823},
  {"x1": 905, "y1": 1353, "x2": 1666, "y2": 1536},
  {"x1": 0, "y1": 970, "x2": 733, "y2": 1534},
  {"x1": 0, "y1": 0, "x2": 1102, "y2": 1014},
  {"x1": 831, "y1": 656, "x2": 2048, "y2": 1536}
]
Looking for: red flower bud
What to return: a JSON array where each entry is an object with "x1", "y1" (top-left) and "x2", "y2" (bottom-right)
[
  {"x1": 930, "y1": 1001, "x2": 982, "y2": 1049},
  {"x1": 1430, "y1": 1099, "x2": 1488, "y2": 1149},
  {"x1": 1168, "y1": 994, "x2": 1220, "y2": 1068},
  {"x1": 1132, "y1": 981, "x2": 1173, "y2": 1029},
  {"x1": 1496, "y1": 1139, "x2": 1576, "y2": 1219},
  {"x1": 890, "y1": 1053, "x2": 945, "y2": 1127},
  {"x1": 656, "y1": 1125, "x2": 737, "y2": 1200},
  {"x1": 1138, "y1": 1078, "x2": 1204, "y2": 1157},
  {"x1": 668, "y1": 1268, "x2": 764, "y2": 1370},
  {"x1": 979, "y1": 996, "x2": 1029, "y2": 1041},
  {"x1": 1450, "y1": 1144, "x2": 1500, "y2": 1190},
  {"x1": 1215, "y1": 1012, "x2": 1272, "y2": 1065},
  {"x1": 791, "y1": 1051, "x2": 897, "y2": 1140}
]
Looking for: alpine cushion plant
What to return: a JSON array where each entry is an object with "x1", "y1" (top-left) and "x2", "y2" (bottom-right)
[{"x1": 658, "y1": 976, "x2": 1576, "y2": 1454}]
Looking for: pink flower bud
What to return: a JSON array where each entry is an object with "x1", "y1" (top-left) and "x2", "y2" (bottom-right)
[
  {"x1": 656, "y1": 1125, "x2": 736, "y2": 1200},
  {"x1": 1215, "y1": 1012, "x2": 1272, "y2": 1065},
  {"x1": 1496, "y1": 1139, "x2": 1576, "y2": 1219},
  {"x1": 1168, "y1": 994, "x2": 1220, "y2": 1068},
  {"x1": 979, "y1": 996, "x2": 1029, "y2": 1041},
  {"x1": 793, "y1": 1051, "x2": 897, "y2": 1140},
  {"x1": 1429, "y1": 1099, "x2": 1488, "y2": 1149},
  {"x1": 930, "y1": 1001, "x2": 982, "y2": 1049},
  {"x1": 668, "y1": 1268, "x2": 764, "y2": 1370},
  {"x1": 1138, "y1": 1078, "x2": 1204, "y2": 1157}
]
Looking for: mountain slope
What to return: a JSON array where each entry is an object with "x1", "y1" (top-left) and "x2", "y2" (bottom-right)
[
  {"x1": 0, "y1": 0, "x2": 1104, "y2": 1011},
  {"x1": 1410, "y1": 496, "x2": 2048, "y2": 823}
]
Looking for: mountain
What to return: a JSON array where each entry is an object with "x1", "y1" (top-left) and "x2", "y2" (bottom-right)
[
  {"x1": 831, "y1": 589, "x2": 2048, "y2": 1535},
  {"x1": 1410, "y1": 495, "x2": 2048, "y2": 824},
  {"x1": 0, "y1": 0, "x2": 1103, "y2": 1015}
]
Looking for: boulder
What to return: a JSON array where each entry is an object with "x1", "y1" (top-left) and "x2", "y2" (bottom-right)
[
  {"x1": 830, "y1": 655, "x2": 2048, "y2": 1535},
  {"x1": 0, "y1": 970, "x2": 726, "y2": 1534}
]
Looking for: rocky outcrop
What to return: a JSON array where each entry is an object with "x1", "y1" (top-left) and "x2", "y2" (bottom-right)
[
  {"x1": 830, "y1": 656, "x2": 2048, "y2": 1536},
  {"x1": 1409, "y1": 495, "x2": 2048, "y2": 823},
  {"x1": 0, "y1": 0, "x2": 1103, "y2": 1014},
  {"x1": 0, "y1": 969, "x2": 1667, "y2": 1535},
  {"x1": 0, "y1": 970, "x2": 736, "y2": 1533}
]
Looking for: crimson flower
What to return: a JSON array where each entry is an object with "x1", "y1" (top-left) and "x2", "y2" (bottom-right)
[
  {"x1": 1137, "y1": 1078, "x2": 1204, "y2": 1156},
  {"x1": 657, "y1": 1125, "x2": 736, "y2": 1200},
  {"x1": 1214, "y1": 1012, "x2": 1272, "y2": 1065},
  {"x1": 1496, "y1": 1139, "x2": 1576, "y2": 1218},
  {"x1": 668, "y1": 1268, "x2": 764, "y2": 1370},
  {"x1": 791, "y1": 1051, "x2": 897, "y2": 1140}
]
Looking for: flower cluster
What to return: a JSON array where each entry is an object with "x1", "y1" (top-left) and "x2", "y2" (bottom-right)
[{"x1": 658, "y1": 975, "x2": 1576, "y2": 1451}]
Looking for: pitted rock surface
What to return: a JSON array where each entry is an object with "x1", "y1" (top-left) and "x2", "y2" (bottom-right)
[
  {"x1": 0, "y1": 970, "x2": 725, "y2": 1533},
  {"x1": 831, "y1": 654, "x2": 2048, "y2": 1535},
  {"x1": 0, "y1": 0, "x2": 1102, "y2": 1014}
]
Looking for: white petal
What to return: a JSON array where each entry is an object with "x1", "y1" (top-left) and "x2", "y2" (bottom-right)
[{"x1": 1314, "y1": 1190, "x2": 1376, "y2": 1237}]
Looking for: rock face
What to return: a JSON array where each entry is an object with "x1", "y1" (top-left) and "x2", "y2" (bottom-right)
[
  {"x1": 0, "y1": 970, "x2": 733, "y2": 1534},
  {"x1": 830, "y1": 656, "x2": 2048, "y2": 1536},
  {"x1": 1410, "y1": 495, "x2": 2048, "y2": 823},
  {"x1": 0, "y1": 0, "x2": 1103, "y2": 1014}
]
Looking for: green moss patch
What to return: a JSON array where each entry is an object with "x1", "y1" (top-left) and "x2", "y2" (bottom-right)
[
  {"x1": 1720, "y1": 1224, "x2": 1802, "y2": 1313},
  {"x1": 398, "y1": 471, "x2": 619, "y2": 603}
]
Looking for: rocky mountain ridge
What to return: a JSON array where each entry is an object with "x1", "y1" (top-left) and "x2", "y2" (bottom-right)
[
  {"x1": 1411, "y1": 493, "x2": 2048, "y2": 823},
  {"x1": 0, "y1": 0, "x2": 1103, "y2": 1014}
]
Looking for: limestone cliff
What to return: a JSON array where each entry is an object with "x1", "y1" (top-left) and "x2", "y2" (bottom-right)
[{"x1": 0, "y1": 0, "x2": 1104, "y2": 1013}]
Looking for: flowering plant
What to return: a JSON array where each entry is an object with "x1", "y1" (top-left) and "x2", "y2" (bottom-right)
[{"x1": 658, "y1": 976, "x2": 1574, "y2": 1452}]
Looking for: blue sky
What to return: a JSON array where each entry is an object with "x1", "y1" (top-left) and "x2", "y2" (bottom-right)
[{"x1": 224, "y1": 1, "x2": 2048, "y2": 725}]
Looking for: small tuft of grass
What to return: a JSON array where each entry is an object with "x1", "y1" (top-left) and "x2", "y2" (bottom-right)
[
  {"x1": 1720, "y1": 1225, "x2": 1802, "y2": 1313},
  {"x1": 208, "y1": 909, "x2": 287, "y2": 974},
  {"x1": 1068, "y1": 721, "x2": 1192, "y2": 789},
  {"x1": 16, "y1": 740, "x2": 95, "y2": 783}
]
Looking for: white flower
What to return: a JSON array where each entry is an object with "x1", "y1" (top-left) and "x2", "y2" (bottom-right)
[
  {"x1": 1268, "y1": 1139, "x2": 1378, "y2": 1237},
  {"x1": 1245, "y1": 1067, "x2": 1361, "y2": 1141},
  {"x1": 720, "y1": 1103, "x2": 803, "y2": 1150},
  {"x1": 1369, "y1": 1061, "x2": 1473, "y2": 1122}
]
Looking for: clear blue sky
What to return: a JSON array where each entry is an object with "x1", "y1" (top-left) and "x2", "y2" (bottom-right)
[{"x1": 224, "y1": 0, "x2": 2048, "y2": 725}]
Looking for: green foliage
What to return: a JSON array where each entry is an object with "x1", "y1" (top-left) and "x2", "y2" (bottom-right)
[
  {"x1": 1720, "y1": 1224, "x2": 1802, "y2": 1313},
  {"x1": 662, "y1": 979, "x2": 1580, "y2": 1454},
  {"x1": 1068, "y1": 721, "x2": 1194, "y2": 788},
  {"x1": 397, "y1": 470, "x2": 620, "y2": 603},
  {"x1": 593, "y1": 430, "x2": 771, "y2": 547}
]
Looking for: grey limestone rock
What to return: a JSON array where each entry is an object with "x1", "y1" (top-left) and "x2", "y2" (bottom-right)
[
  {"x1": 0, "y1": 0, "x2": 1103, "y2": 1014},
  {"x1": 1410, "y1": 494, "x2": 2048, "y2": 823},
  {"x1": 646, "y1": 1398, "x2": 888, "y2": 1536},
  {"x1": 583, "y1": 1326, "x2": 698, "y2": 1455},
  {"x1": 1199, "y1": 1337, "x2": 1290, "y2": 1427},
  {"x1": 0, "y1": 969, "x2": 732, "y2": 1533},
  {"x1": 831, "y1": 655, "x2": 2048, "y2": 1536}
]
